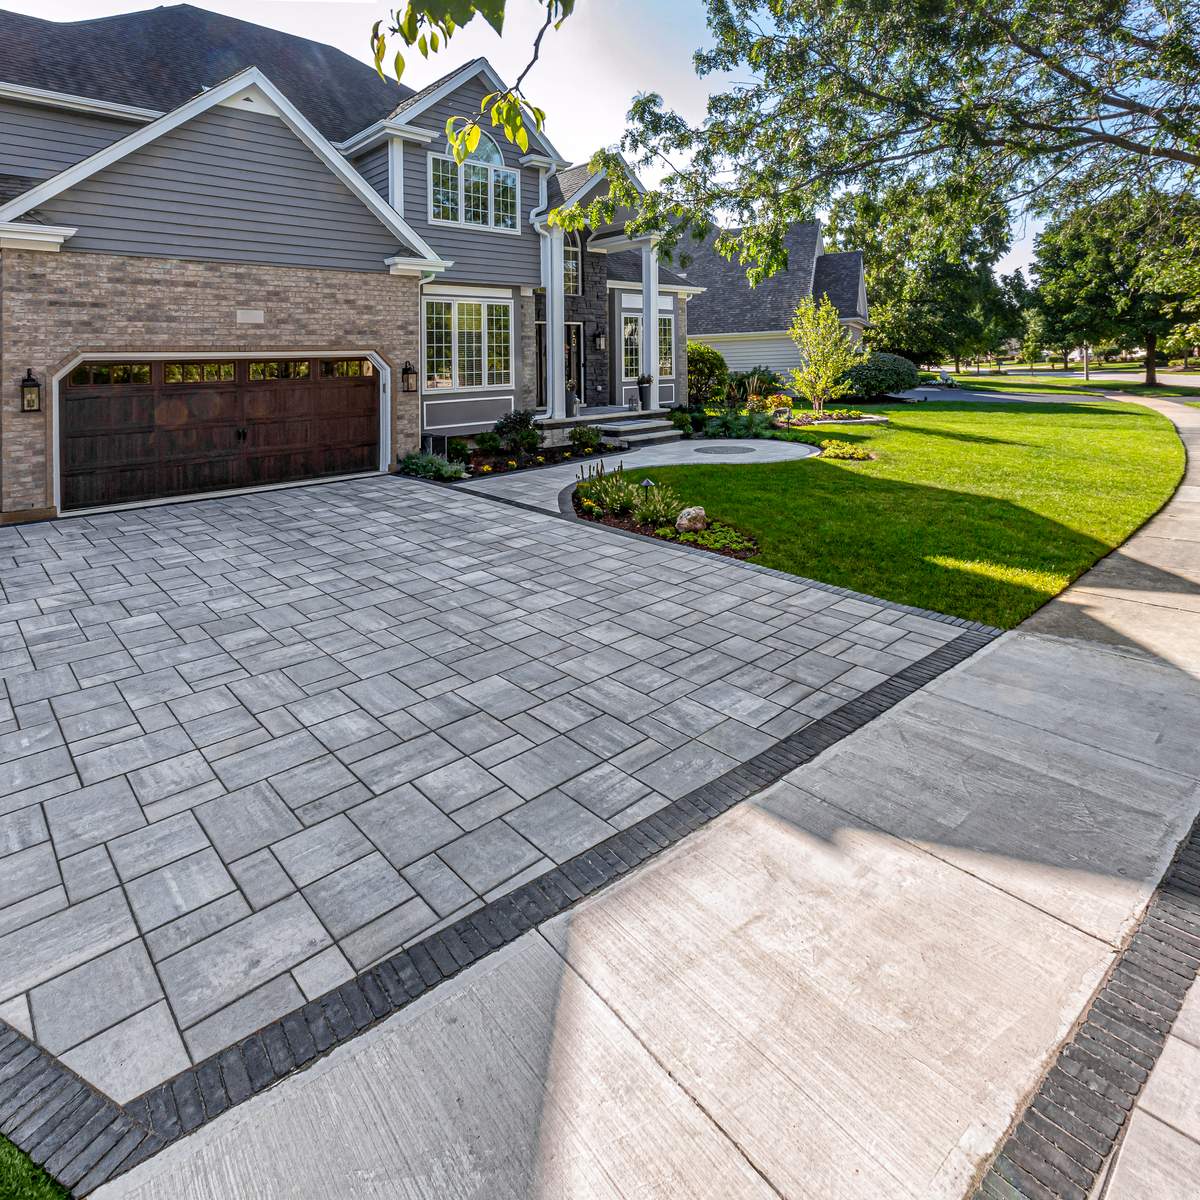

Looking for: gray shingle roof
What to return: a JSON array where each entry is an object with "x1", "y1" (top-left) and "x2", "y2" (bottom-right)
[
  {"x1": 545, "y1": 163, "x2": 597, "y2": 210},
  {"x1": 812, "y1": 251, "x2": 866, "y2": 320},
  {"x1": 389, "y1": 59, "x2": 478, "y2": 119},
  {"x1": 0, "y1": 3, "x2": 413, "y2": 141},
  {"x1": 682, "y1": 222, "x2": 865, "y2": 334}
]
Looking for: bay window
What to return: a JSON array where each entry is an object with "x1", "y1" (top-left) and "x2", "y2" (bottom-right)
[{"x1": 424, "y1": 298, "x2": 512, "y2": 390}]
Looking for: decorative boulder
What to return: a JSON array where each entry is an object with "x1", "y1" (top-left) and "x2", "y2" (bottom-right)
[{"x1": 676, "y1": 506, "x2": 708, "y2": 532}]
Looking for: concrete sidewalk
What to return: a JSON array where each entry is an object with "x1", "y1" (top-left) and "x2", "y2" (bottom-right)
[{"x1": 94, "y1": 398, "x2": 1200, "y2": 1200}]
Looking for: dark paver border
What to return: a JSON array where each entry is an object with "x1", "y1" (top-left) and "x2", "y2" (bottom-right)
[
  {"x1": 1, "y1": 617, "x2": 998, "y2": 1195},
  {"x1": 972, "y1": 820, "x2": 1200, "y2": 1200}
]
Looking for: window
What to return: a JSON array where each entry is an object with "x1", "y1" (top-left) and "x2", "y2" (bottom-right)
[
  {"x1": 249, "y1": 360, "x2": 310, "y2": 381},
  {"x1": 67, "y1": 363, "x2": 151, "y2": 386},
  {"x1": 164, "y1": 362, "x2": 234, "y2": 384},
  {"x1": 659, "y1": 314, "x2": 674, "y2": 376},
  {"x1": 623, "y1": 315, "x2": 642, "y2": 380},
  {"x1": 424, "y1": 299, "x2": 512, "y2": 389},
  {"x1": 563, "y1": 235, "x2": 581, "y2": 295},
  {"x1": 428, "y1": 132, "x2": 520, "y2": 232},
  {"x1": 319, "y1": 359, "x2": 374, "y2": 378}
]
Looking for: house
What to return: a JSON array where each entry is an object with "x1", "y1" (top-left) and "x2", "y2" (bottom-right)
[
  {"x1": 683, "y1": 222, "x2": 868, "y2": 375},
  {"x1": 0, "y1": 4, "x2": 696, "y2": 519}
]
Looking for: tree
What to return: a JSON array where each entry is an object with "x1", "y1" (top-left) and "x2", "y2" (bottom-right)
[
  {"x1": 789, "y1": 297, "x2": 864, "y2": 412},
  {"x1": 571, "y1": 0, "x2": 1200, "y2": 282},
  {"x1": 369, "y1": 1, "x2": 571, "y2": 162},
  {"x1": 1034, "y1": 192, "x2": 1200, "y2": 384}
]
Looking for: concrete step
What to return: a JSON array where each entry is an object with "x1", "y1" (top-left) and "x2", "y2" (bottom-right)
[
  {"x1": 596, "y1": 418, "x2": 676, "y2": 435},
  {"x1": 605, "y1": 429, "x2": 684, "y2": 449}
]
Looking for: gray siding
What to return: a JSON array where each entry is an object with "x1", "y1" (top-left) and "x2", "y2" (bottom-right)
[
  {"x1": 37, "y1": 106, "x2": 405, "y2": 272},
  {"x1": 0, "y1": 99, "x2": 139, "y2": 179},
  {"x1": 401, "y1": 74, "x2": 542, "y2": 286},
  {"x1": 354, "y1": 143, "x2": 389, "y2": 201}
]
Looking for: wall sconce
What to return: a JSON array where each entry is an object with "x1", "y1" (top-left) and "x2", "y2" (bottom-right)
[
  {"x1": 593, "y1": 331, "x2": 608, "y2": 353},
  {"x1": 400, "y1": 360, "x2": 417, "y2": 392},
  {"x1": 20, "y1": 369, "x2": 41, "y2": 412}
]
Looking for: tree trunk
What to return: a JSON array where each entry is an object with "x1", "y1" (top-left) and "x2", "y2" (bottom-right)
[
  {"x1": 1062, "y1": 351, "x2": 1069, "y2": 371},
  {"x1": 954, "y1": 356, "x2": 961, "y2": 373},
  {"x1": 1145, "y1": 332, "x2": 1157, "y2": 386}
]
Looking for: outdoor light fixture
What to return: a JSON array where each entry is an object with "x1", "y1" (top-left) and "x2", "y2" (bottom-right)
[
  {"x1": 640, "y1": 479, "x2": 655, "y2": 489},
  {"x1": 400, "y1": 360, "x2": 417, "y2": 392},
  {"x1": 19, "y1": 369, "x2": 41, "y2": 412},
  {"x1": 593, "y1": 331, "x2": 608, "y2": 353}
]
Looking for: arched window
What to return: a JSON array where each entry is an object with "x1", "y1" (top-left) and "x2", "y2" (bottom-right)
[
  {"x1": 429, "y1": 131, "x2": 519, "y2": 231},
  {"x1": 563, "y1": 232, "x2": 582, "y2": 295}
]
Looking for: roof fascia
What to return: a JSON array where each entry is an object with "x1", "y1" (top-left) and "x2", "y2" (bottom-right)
[{"x1": 0, "y1": 80, "x2": 161, "y2": 123}]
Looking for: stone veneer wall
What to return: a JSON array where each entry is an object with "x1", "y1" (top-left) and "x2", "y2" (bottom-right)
[
  {"x1": 0, "y1": 249, "x2": 421, "y2": 519},
  {"x1": 534, "y1": 239, "x2": 611, "y2": 407},
  {"x1": 518, "y1": 291, "x2": 538, "y2": 411}
]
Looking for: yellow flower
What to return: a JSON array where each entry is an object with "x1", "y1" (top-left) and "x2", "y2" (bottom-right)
[
  {"x1": 507, "y1": 460, "x2": 517, "y2": 468},
  {"x1": 536, "y1": 455, "x2": 545, "y2": 463},
  {"x1": 480, "y1": 464, "x2": 493, "y2": 473},
  {"x1": 564, "y1": 451, "x2": 572, "y2": 458}
]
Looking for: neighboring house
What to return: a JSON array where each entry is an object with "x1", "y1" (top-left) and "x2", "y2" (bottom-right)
[
  {"x1": 0, "y1": 4, "x2": 695, "y2": 520},
  {"x1": 683, "y1": 222, "x2": 868, "y2": 375}
]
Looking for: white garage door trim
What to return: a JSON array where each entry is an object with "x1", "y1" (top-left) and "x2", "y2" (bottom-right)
[{"x1": 50, "y1": 349, "x2": 393, "y2": 514}]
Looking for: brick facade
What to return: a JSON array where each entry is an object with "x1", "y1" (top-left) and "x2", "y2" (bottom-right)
[{"x1": 0, "y1": 249, "x2": 421, "y2": 519}]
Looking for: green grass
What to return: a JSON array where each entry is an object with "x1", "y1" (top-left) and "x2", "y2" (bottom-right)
[
  {"x1": 636, "y1": 401, "x2": 1183, "y2": 628},
  {"x1": 1, "y1": 1136, "x2": 66, "y2": 1200},
  {"x1": 1186, "y1": 401, "x2": 1200, "y2": 409},
  {"x1": 958, "y1": 374, "x2": 1198, "y2": 398}
]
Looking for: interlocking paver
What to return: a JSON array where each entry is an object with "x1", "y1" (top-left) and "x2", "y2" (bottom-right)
[{"x1": 0, "y1": 476, "x2": 958, "y2": 1099}]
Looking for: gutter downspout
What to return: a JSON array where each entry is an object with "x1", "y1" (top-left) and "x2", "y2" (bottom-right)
[{"x1": 531, "y1": 163, "x2": 565, "y2": 420}]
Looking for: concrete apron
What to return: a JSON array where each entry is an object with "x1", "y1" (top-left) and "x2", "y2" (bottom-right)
[{"x1": 94, "y1": 399, "x2": 1200, "y2": 1200}]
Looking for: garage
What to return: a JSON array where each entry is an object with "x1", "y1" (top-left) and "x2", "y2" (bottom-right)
[{"x1": 59, "y1": 356, "x2": 381, "y2": 511}]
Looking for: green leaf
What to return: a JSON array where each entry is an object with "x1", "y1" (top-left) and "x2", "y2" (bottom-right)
[{"x1": 466, "y1": 124, "x2": 481, "y2": 154}]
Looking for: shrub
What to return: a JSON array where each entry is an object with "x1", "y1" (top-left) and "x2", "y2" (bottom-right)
[
  {"x1": 704, "y1": 411, "x2": 774, "y2": 439},
  {"x1": 632, "y1": 482, "x2": 683, "y2": 528},
  {"x1": 446, "y1": 437, "x2": 471, "y2": 464},
  {"x1": 569, "y1": 424, "x2": 603, "y2": 452},
  {"x1": 653, "y1": 525, "x2": 679, "y2": 539},
  {"x1": 744, "y1": 393, "x2": 774, "y2": 414},
  {"x1": 670, "y1": 408, "x2": 694, "y2": 436},
  {"x1": 686, "y1": 341, "x2": 729, "y2": 405},
  {"x1": 576, "y1": 463, "x2": 638, "y2": 516},
  {"x1": 397, "y1": 452, "x2": 467, "y2": 481},
  {"x1": 475, "y1": 430, "x2": 502, "y2": 454},
  {"x1": 494, "y1": 408, "x2": 543, "y2": 452},
  {"x1": 819, "y1": 439, "x2": 872, "y2": 460},
  {"x1": 844, "y1": 352, "x2": 919, "y2": 400},
  {"x1": 739, "y1": 365, "x2": 785, "y2": 394},
  {"x1": 678, "y1": 521, "x2": 757, "y2": 554},
  {"x1": 789, "y1": 296, "x2": 863, "y2": 412}
]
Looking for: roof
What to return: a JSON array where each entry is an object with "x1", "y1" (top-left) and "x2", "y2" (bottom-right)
[
  {"x1": 546, "y1": 163, "x2": 597, "y2": 210},
  {"x1": 389, "y1": 59, "x2": 477, "y2": 118},
  {"x1": 684, "y1": 222, "x2": 828, "y2": 335},
  {"x1": 812, "y1": 251, "x2": 866, "y2": 320},
  {"x1": 606, "y1": 251, "x2": 690, "y2": 289},
  {"x1": 0, "y1": 4, "x2": 413, "y2": 141}
]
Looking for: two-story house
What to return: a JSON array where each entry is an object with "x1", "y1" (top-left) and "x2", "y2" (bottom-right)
[{"x1": 0, "y1": 3, "x2": 693, "y2": 520}]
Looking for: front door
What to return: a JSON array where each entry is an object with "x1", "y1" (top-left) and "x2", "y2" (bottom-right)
[{"x1": 536, "y1": 322, "x2": 585, "y2": 409}]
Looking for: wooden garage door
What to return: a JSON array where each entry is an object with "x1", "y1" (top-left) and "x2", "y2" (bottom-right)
[{"x1": 60, "y1": 358, "x2": 380, "y2": 510}]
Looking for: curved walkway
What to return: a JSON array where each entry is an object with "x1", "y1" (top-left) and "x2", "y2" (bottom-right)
[
  {"x1": 457, "y1": 437, "x2": 819, "y2": 513},
  {"x1": 94, "y1": 399, "x2": 1200, "y2": 1200}
]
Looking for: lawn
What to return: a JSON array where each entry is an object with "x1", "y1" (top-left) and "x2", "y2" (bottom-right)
[
  {"x1": 1, "y1": 1136, "x2": 66, "y2": 1200},
  {"x1": 956, "y1": 374, "x2": 1198, "y2": 398},
  {"x1": 635, "y1": 401, "x2": 1183, "y2": 628}
]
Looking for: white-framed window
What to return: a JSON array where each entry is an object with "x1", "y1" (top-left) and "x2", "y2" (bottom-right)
[
  {"x1": 564, "y1": 234, "x2": 581, "y2": 295},
  {"x1": 659, "y1": 313, "x2": 674, "y2": 376},
  {"x1": 622, "y1": 315, "x2": 642, "y2": 380},
  {"x1": 424, "y1": 298, "x2": 513, "y2": 390},
  {"x1": 427, "y1": 131, "x2": 520, "y2": 233}
]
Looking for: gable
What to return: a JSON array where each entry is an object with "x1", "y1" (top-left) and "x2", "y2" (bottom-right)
[{"x1": 35, "y1": 105, "x2": 409, "y2": 272}]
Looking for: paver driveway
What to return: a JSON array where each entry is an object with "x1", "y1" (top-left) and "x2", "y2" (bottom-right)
[{"x1": 0, "y1": 475, "x2": 961, "y2": 1104}]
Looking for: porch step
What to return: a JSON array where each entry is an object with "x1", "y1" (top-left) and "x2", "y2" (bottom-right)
[
  {"x1": 615, "y1": 429, "x2": 684, "y2": 448},
  {"x1": 595, "y1": 416, "x2": 682, "y2": 449},
  {"x1": 596, "y1": 418, "x2": 676, "y2": 435}
]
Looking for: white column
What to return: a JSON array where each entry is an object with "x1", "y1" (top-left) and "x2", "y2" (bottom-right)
[
  {"x1": 545, "y1": 227, "x2": 567, "y2": 418},
  {"x1": 641, "y1": 240, "x2": 660, "y2": 409}
]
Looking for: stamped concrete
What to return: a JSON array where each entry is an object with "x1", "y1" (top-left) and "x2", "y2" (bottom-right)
[
  {"x1": 0, "y1": 473, "x2": 955, "y2": 1101},
  {"x1": 88, "y1": 396, "x2": 1200, "y2": 1199}
]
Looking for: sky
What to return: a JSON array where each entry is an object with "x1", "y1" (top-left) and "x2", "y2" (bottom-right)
[{"x1": 14, "y1": 0, "x2": 1036, "y2": 273}]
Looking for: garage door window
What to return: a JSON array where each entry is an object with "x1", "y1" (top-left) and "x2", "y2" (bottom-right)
[
  {"x1": 319, "y1": 359, "x2": 374, "y2": 378},
  {"x1": 249, "y1": 360, "x2": 310, "y2": 381},
  {"x1": 164, "y1": 362, "x2": 235, "y2": 384},
  {"x1": 68, "y1": 363, "x2": 151, "y2": 386}
]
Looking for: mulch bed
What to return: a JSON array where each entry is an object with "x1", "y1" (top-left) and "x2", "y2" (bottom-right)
[
  {"x1": 466, "y1": 445, "x2": 606, "y2": 477},
  {"x1": 572, "y1": 495, "x2": 759, "y2": 560}
]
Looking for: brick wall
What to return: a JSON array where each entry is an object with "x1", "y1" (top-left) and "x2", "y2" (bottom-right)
[{"x1": 0, "y1": 249, "x2": 421, "y2": 517}]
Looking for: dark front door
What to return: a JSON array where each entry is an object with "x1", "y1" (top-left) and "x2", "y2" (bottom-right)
[
  {"x1": 535, "y1": 323, "x2": 585, "y2": 408},
  {"x1": 59, "y1": 357, "x2": 379, "y2": 511}
]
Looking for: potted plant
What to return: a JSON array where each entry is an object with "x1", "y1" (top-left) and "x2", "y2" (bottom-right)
[
  {"x1": 636, "y1": 373, "x2": 653, "y2": 411},
  {"x1": 565, "y1": 375, "x2": 578, "y2": 418}
]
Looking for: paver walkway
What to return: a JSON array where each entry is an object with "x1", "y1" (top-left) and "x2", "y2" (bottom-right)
[
  {"x1": 458, "y1": 436, "x2": 818, "y2": 512},
  {"x1": 88, "y1": 399, "x2": 1200, "y2": 1198},
  {"x1": 0, "y1": 474, "x2": 958, "y2": 1107}
]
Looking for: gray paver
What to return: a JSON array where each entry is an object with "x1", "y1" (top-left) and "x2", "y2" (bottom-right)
[
  {"x1": 0, "y1": 475, "x2": 960, "y2": 1098},
  {"x1": 183, "y1": 974, "x2": 305, "y2": 1062}
]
